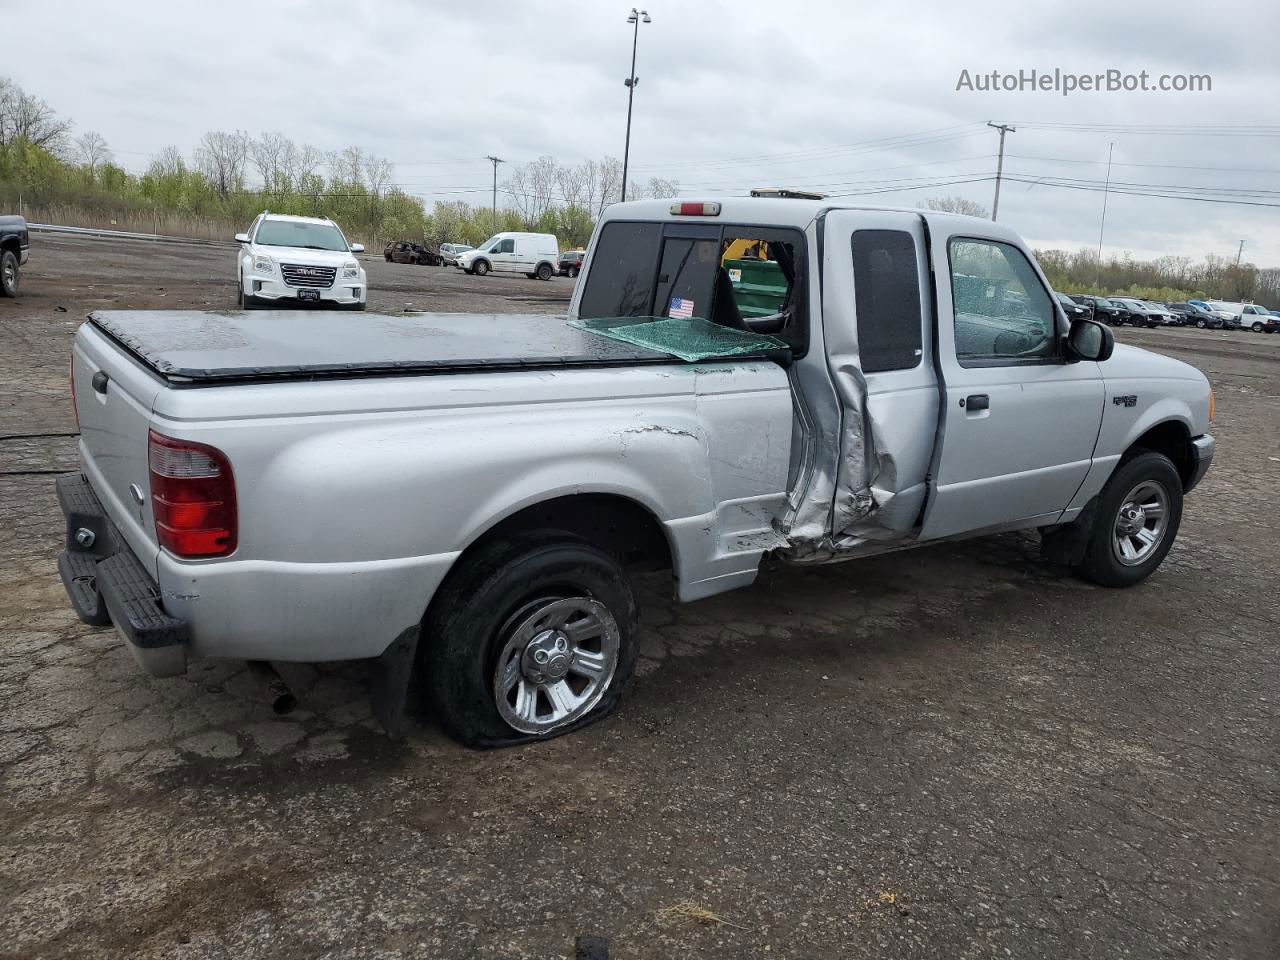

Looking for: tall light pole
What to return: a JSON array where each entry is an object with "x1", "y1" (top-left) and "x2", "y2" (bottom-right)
[
  {"x1": 1095, "y1": 142, "x2": 1114, "y2": 288},
  {"x1": 485, "y1": 155, "x2": 504, "y2": 233},
  {"x1": 987, "y1": 121, "x2": 1015, "y2": 221},
  {"x1": 621, "y1": 8, "x2": 651, "y2": 203}
]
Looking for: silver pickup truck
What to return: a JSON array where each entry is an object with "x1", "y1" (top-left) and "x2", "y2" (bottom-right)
[{"x1": 56, "y1": 197, "x2": 1214, "y2": 747}]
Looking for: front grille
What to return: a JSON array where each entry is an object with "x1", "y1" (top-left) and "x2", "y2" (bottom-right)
[{"x1": 280, "y1": 263, "x2": 336, "y2": 288}]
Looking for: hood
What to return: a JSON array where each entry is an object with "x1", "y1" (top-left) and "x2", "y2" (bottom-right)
[
  {"x1": 252, "y1": 247, "x2": 356, "y2": 267},
  {"x1": 1104, "y1": 343, "x2": 1207, "y2": 383}
]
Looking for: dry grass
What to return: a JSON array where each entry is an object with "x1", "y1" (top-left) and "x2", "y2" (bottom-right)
[{"x1": 657, "y1": 901, "x2": 750, "y2": 931}]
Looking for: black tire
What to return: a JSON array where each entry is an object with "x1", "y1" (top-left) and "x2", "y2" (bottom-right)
[
  {"x1": 1251, "y1": 322, "x2": 1264, "y2": 333},
  {"x1": 569, "y1": 266, "x2": 579, "y2": 278},
  {"x1": 236, "y1": 273, "x2": 243, "y2": 307},
  {"x1": 1072, "y1": 451, "x2": 1184, "y2": 588},
  {"x1": 0, "y1": 249, "x2": 18, "y2": 297},
  {"x1": 422, "y1": 531, "x2": 639, "y2": 748},
  {"x1": 1195, "y1": 319, "x2": 1205, "y2": 328},
  {"x1": 536, "y1": 261, "x2": 553, "y2": 281},
  {"x1": 473, "y1": 259, "x2": 490, "y2": 276}
]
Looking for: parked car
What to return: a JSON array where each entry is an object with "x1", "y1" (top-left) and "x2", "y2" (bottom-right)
[
  {"x1": 1141, "y1": 301, "x2": 1180, "y2": 326},
  {"x1": 1111, "y1": 297, "x2": 1162, "y2": 328},
  {"x1": 235, "y1": 212, "x2": 367, "y2": 310},
  {"x1": 1204, "y1": 301, "x2": 1243, "y2": 330},
  {"x1": 384, "y1": 241, "x2": 441, "y2": 266},
  {"x1": 58, "y1": 197, "x2": 1213, "y2": 747},
  {"x1": 558, "y1": 250, "x2": 586, "y2": 277},
  {"x1": 0, "y1": 214, "x2": 30, "y2": 298},
  {"x1": 1072, "y1": 295, "x2": 1126, "y2": 326},
  {"x1": 457, "y1": 232, "x2": 559, "y2": 280},
  {"x1": 438, "y1": 243, "x2": 473, "y2": 267},
  {"x1": 1056, "y1": 291, "x2": 1090, "y2": 321},
  {"x1": 1166, "y1": 302, "x2": 1221, "y2": 329}
]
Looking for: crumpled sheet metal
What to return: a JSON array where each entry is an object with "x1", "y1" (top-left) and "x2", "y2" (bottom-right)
[{"x1": 571, "y1": 316, "x2": 788, "y2": 364}]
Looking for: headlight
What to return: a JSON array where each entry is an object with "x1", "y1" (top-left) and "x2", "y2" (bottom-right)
[
  {"x1": 253, "y1": 255, "x2": 273, "y2": 275},
  {"x1": 342, "y1": 260, "x2": 359, "y2": 279}
]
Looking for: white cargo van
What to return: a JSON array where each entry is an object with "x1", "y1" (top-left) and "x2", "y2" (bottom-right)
[{"x1": 456, "y1": 232, "x2": 559, "y2": 280}]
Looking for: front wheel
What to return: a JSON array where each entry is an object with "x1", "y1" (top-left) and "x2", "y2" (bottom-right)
[
  {"x1": 473, "y1": 259, "x2": 490, "y2": 276},
  {"x1": 536, "y1": 262, "x2": 553, "y2": 281},
  {"x1": 422, "y1": 532, "x2": 638, "y2": 748},
  {"x1": 0, "y1": 249, "x2": 18, "y2": 297},
  {"x1": 1073, "y1": 451, "x2": 1183, "y2": 588}
]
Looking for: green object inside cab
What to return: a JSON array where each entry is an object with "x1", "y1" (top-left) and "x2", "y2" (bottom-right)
[{"x1": 723, "y1": 258, "x2": 788, "y2": 319}]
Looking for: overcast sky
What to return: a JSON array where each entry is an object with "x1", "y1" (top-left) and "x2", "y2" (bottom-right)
[{"x1": 9, "y1": 0, "x2": 1280, "y2": 265}]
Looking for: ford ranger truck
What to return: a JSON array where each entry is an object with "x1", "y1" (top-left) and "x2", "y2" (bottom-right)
[{"x1": 56, "y1": 198, "x2": 1214, "y2": 747}]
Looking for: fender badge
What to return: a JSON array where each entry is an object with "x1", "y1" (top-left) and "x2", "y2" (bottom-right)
[{"x1": 1112, "y1": 395, "x2": 1138, "y2": 407}]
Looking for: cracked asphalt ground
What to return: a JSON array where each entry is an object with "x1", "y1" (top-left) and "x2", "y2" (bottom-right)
[{"x1": 2, "y1": 235, "x2": 1277, "y2": 959}]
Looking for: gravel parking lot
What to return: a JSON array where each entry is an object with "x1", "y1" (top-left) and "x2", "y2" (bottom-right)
[{"x1": 2, "y1": 235, "x2": 1277, "y2": 960}]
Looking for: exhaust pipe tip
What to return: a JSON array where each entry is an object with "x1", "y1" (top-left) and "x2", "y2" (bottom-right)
[{"x1": 246, "y1": 660, "x2": 297, "y2": 716}]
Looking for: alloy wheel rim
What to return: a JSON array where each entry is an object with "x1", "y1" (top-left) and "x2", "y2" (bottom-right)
[
  {"x1": 493, "y1": 596, "x2": 619, "y2": 734},
  {"x1": 1111, "y1": 479, "x2": 1170, "y2": 566}
]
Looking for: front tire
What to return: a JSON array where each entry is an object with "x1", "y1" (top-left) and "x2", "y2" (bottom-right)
[
  {"x1": 0, "y1": 249, "x2": 18, "y2": 297},
  {"x1": 473, "y1": 259, "x2": 490, "y2": 276},
  {"x1": 422, "y1": 531, "x2": 639, "y2": 748},
  {"x1": 1073, "y1": 451, "x2": 1183, "y2": 588}
]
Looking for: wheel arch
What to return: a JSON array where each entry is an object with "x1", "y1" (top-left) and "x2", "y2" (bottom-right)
[{"x1": 1126, "y1": 418, "x2": 1195, "y2": 489}]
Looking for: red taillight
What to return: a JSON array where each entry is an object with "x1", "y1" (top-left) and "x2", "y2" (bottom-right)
[
  {"x1": 670, "y1": 201, "x2": 722, "y2": 216},
  {"x1": 148, "y1": 430, "x2": 237, "y2": 558}
]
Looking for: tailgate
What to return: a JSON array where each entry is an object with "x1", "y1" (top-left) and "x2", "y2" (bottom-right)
[{"x1": 73, "y1": 325, "x2": 163, "y2": 578}]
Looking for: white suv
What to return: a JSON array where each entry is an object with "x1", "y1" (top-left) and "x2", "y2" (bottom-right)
[{"x1": 235, "y1": 213, "x2": 367, "y2": 310}]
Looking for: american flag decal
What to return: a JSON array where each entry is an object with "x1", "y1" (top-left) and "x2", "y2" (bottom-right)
[{"x1": 668, "y1": 297, "x2": 694, "y2": 319}]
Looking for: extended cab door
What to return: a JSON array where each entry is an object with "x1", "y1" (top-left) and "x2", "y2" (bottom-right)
[
  {"x1": 919, "y1": 228, "x2": 1104, "y2": 539},
  {"x1": 821, "y1": 210, "x2": 939, "y2": 539}
]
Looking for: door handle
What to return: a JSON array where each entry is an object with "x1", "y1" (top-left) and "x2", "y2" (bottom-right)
[{"x1": 962, "y1": 394, "x2": 989, "y2": 411}]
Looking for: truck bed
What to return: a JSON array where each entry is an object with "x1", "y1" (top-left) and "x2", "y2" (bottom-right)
[{"x1": 89, "y1": 310, "x2": 682, "y2": 384}]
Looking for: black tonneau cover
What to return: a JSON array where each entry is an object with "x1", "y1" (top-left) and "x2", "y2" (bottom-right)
[{"x1": 88, "y1": 310, "x2": 680, "y2": 383}]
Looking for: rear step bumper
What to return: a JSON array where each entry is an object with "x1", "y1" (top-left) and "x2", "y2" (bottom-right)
[{"x1": 55, "y1": 473, "x2": 189, "y2": 677}]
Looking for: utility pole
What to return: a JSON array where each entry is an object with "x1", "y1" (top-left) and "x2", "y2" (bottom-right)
[
  {"x1": 485, "y1": 155, "x2": 504, "y2": 233},
  {"x1": 1095, "y1": 142, "x2": 1114, "y2": 288},
  {"x1": 621, "y1": 8, "x2": 651, "y2": 203},
  {"x1": 1234, "y1": 239, "x2": 1245, "y2": 267},
  {"x1": 988, "y1": 122, "x2": 1016, "y2": 221}
]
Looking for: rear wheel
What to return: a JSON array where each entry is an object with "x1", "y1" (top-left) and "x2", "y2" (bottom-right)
[
  {"x1": 536, "y1": 261, "x2": 553, "y2": 281},
  {"x1": 0, "y1": 249, "x2": 18, "y2": 297},
  {"x1": 1251, "y1": 321, "x2": 1264, "y2": 333},
  {"x1": 422, "y1": 531, "x2": 638, "y2": 748},
  {"x1": 1195, "y1": 318, "x2": 1206, "y2": 328},
  {"x1": 236, "y1": 272, "x2": 243, "y2": 307},
  {"x1": 1073, "y1": 451, "x2": 1183, "y2": 588},
  {"x1": 569, "y1": 266, "x2": 579, "y2": 278}
]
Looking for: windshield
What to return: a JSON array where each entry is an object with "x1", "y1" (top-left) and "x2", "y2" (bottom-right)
[
  {"x1": 478, "y1": 235, "x2": 502, "y2": 252},
  {"x1": 1094, "y1": 298, "x2": 1113, "y2": 307},
  {"x1": 254, "y1": 219, "x2": 348, "y2": 251}
]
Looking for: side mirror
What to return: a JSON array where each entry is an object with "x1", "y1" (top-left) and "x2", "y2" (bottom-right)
[
  {"x1": 350, "y1": 243, "x2": 364, "y2": 254},
  {"x1": 234, "y1": 232, "x2": 250, "y2": 244},
  {"x1": 1067, "y1": 317, "x2": 1114, "y2": 362}
]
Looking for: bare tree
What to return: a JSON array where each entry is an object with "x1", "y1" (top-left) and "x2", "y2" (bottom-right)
[
  {"x1": 0, "y1": 77, "x2": 72, "y2": 152},
  {"x1": 365, "y1": 155, "x2": 394, "y2": 197},
  {"x1": 594, "y1": 157, "x2": 623, "y2": 215},
  {"x1": 252, "y1": 131, "x2": 293, "y2": 193},
  {"x1": 74, "y1": 131, "x2": 113, "y2": 177},
  {"x1": 149, "y1": 145, "x2": 187, "y2": 178},
  {"x1": 330, "y1": 146, "x2": 365, "y2": 187},
  {"x1": 195, "y1": 130, "x2": 249, "y2": 198},
  {"x1": 922, "y1": 195, "x2": 989, "y2": 218},
  {"x1": 503, "y1": 156, "x2": 559, "y2": 227},
  {"x1": 284, "y1": 141, "x2": 324, "y2": 191},
  {"x1": 646, "y1": 176, "x2": 679, "y2": 199}
]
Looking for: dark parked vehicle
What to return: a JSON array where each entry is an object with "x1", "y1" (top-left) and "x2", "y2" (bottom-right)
[
  {"x1": 1056, "y1": 291, "x2": 1090, "y2": 321},
  {"x1": 1167, "y1": 302, "x2": 1221, "y2": 329},
  {"x1": 1073, "y1": 295, "x2": 1126, "y2": 325},
  {"x1": 558, "y1": 250, "x2": 586, "y2": 277},
  {"x1": 1, "y1": 214, "x2": 30, "y2": 297},
  {"x1": 383, "y1": 241, "x2": 441, "y2": 266}
]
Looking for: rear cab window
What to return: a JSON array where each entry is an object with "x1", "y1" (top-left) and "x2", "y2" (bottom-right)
[{"x1": 578, "y1": 220, "x2": 809, "y2": 356}]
